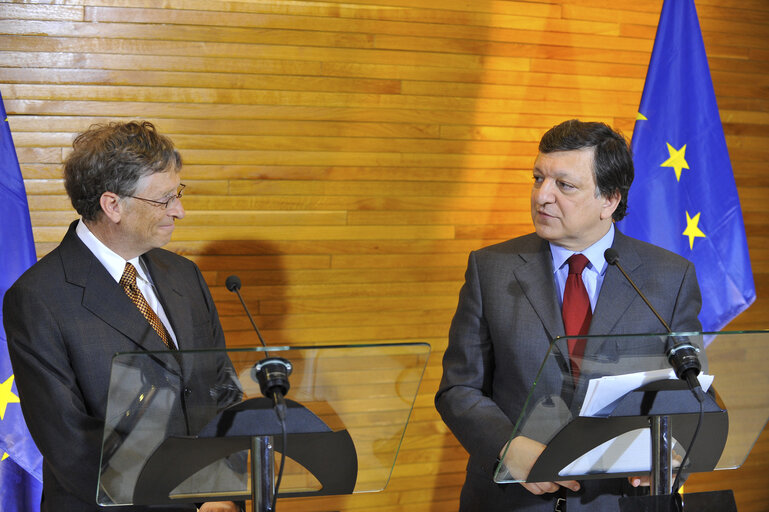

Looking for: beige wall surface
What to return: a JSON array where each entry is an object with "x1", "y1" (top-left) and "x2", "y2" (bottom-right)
[{"x1": 1, "y1": 0, "x2": 768, "y2": 510}]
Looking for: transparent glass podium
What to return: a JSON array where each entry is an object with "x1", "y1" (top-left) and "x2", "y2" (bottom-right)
[
  {"x1": 97, "y1": 342, "x2": 430, "y2": 510},
  {"x1": 494, "y1": 331, "x2": 769, "y2": 510}
]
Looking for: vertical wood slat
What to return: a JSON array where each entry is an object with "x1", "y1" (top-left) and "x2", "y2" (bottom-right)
[{"x1": 1, "y1": 0, "x2": 768, "y2": 509}]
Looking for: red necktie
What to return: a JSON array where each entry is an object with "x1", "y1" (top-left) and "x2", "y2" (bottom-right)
[{"x1": 562, "y1": 254, "x2": 592, "y2": 381}]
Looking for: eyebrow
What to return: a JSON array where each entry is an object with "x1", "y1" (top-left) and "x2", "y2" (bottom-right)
[{"x1": 532, "y1": 168, "x2": 579, "y2": 180}]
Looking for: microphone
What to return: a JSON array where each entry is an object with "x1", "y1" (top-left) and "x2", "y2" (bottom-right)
[
  {"x1": 226, "y1": 275, "x2": 292, "y2": 400},
  {"x1": 226, "y1": 275, "x2": 265, "y2": 348},
  {"x1": 603, "y1": 249, "x2": 703, "y2": 398}
]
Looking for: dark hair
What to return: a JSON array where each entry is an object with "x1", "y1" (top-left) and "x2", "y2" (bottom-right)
[
  {"x1": 63, "y1": 121, "x2": 182, "y2": 222},
  {"x1": 538, "y1": 119, "x2": 633, "y2": 221}
]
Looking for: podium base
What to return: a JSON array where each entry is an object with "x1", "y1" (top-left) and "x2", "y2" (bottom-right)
[{"x1": 619, "y1": 490, "x2": 736, "y2": 512}]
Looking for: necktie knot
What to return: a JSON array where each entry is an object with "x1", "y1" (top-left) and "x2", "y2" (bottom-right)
[
  {"x1": 120, "y1": 262, "x2": 138, "y2": 289},
  {"x1": 567, "y1": 253, "x2": 590, "y2": 275}
]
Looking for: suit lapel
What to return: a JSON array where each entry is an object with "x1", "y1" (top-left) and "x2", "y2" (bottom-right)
[
  {"x1": 512, "y1": 238, "x2": 565, "y2": 342},
  {"x1": 143, "y1": 251, "x2": 194, "y2": 351},
  {"x1": 589, "y1": 231, "x2": 644, "y2": 337},
  {"x1": 59, "y1": 222, "x2": 174, "y2": 354}
]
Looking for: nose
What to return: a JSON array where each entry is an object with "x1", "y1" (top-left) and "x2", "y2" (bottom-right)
[
  {"x1": 168, "y1": 197, "x2": 185, "y2": 219},
  {"x1": 533, "y1": 178, "x2": 556, "y2": 205}
]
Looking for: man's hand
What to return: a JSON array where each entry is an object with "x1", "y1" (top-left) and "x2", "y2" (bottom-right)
[
  {"x1": 199, "y1": 501, "x2": 239, "y2": 512},
  {"x1": 500, "y1": 436, "x2": 581, "y2": 496},
  {"x1": 628, "y1": 476, "x2": 651, "y2": 487}
]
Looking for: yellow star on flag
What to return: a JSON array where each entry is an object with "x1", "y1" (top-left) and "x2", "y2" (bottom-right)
[
  {"x1": 636, "y1": 112, "x2": 648, "y2": 121},
  {"x1": 0, "y1": 375, "x2": 20, "y2": 421},
  {"x1": 1, "y1": 453, "x2": 8, "y2": 461},
  {"x1": 661, "y1": 143, "x2": 690, "y2": 181},
  {"x1": 683, "y1": 211, "x2": 706, "y2": 250}
]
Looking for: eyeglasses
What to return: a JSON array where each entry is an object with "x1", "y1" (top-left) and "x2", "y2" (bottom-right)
[{"x1": 126, "y1": 183, "x2": 185, "y2": 209}]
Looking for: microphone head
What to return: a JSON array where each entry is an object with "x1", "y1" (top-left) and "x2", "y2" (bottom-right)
[
  {"x1": 225, "y1": 275, "x2": 242, "y2": 292},
  {"x1": 604, "y1": 248, "x2": 619, "y2": 265}
]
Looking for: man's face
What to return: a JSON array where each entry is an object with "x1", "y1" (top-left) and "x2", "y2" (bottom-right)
[
  {"x1": 119, "y1": 170, "x2": 185, "y2": 257},
  {"x1": 530, "y1": 148, "x2": 618, "y2": 251}
]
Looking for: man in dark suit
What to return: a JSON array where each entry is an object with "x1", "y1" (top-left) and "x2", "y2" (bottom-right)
[
  {"x1": 3, "y1": 121, "x2": 241, "y2": 511},
  {"x1": 435, "y1": 120, "x2": 702, "y2": 511}
]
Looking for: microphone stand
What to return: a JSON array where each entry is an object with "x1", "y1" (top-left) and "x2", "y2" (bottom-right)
[
  {"x1": 226, "y1": 275, "x2": 292, "y2": 512},
  {"x1": 604, "y1": 249, "x2": 704, "y2": 501}
]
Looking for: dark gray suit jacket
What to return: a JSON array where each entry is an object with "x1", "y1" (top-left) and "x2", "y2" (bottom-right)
[
  {"x1": 435, "y1": 230, "x2": 702, "y2": 511},
  {"x1": 3, "y1": 221, "x2": 236, "y2": 512}
]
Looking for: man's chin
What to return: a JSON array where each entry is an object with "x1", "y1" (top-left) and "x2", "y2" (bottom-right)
[
  {"x1": 153, "y1": 231, "x2": 174, "y2": 249},
  {"x1": 533, "y1": 224, "x2": 558, "y2": 243}
]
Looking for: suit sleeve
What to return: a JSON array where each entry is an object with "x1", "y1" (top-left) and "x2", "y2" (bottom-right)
[
  {"x1": 193, "y1": 262, "x2": 242, "y2": 409},
  {"x1": 3, "y1": 282, "x2": 104, "y2": 504},
  {"x1": 435, "y1": 251, "x2": 516, "y2": 474}
]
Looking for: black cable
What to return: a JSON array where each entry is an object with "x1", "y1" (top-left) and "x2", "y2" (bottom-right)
[{"x1": 670, "y1": 394, "x2": 705, "y2": 511}]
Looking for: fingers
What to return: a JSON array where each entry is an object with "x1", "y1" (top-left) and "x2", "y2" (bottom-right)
[
  {"x1": 522, "y1": 480, "x2": 581, "y2": 495},
  {"x1": 556, "y1": 479, "x2": 581, "y2": 492},
  {"x1": 522, "y1": 481, "x2": 560, "y2": 495}
]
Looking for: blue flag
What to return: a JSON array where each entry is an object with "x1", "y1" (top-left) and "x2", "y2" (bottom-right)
[
  {"x1": 0, "y1": 91, "x2": 43, "y2": 509},
  {"x1": 617, "y1": 0, "x2": 755, "y2": 333}
]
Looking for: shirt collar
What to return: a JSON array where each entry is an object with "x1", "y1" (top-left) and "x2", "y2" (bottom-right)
[
  {"x1": 550, "y1": 224, "x2": 615, "y2": 275},
  {"x1": 76, "y1": 219, "x2": 148, "y2": 284}
]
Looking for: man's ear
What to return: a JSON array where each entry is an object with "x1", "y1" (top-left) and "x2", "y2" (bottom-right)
[
  {"x1": 99, "y1": 192, "x2": 123, "y2": 224},
  {"x1": 600, "y1": 190, "x2": 621, "y2": 221}
]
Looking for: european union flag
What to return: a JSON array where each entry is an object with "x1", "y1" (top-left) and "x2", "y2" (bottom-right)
[
  {"x1": 0, "y1": 91, "x2": 43, "y2": 510},
  {"x1": 618, "y1": 0, "x2": 755, "y2": 333}
]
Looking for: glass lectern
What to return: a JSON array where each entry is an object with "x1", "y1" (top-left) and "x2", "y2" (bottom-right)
[
  {"x1": 494, "y1": 331, "x2": 769, "y2": 511},
  {"x1": 97, "y1": 343, "x2": 430, "y2": 511}
]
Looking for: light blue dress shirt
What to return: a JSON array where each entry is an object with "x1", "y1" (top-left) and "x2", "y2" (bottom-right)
[{"x1": 550, "y1": 224, "x2": 615, "y2": 312}]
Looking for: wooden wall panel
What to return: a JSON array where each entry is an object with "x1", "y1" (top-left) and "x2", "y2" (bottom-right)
[{"x1": 1, "y1": 0, "x2": 768, "y2": 510}]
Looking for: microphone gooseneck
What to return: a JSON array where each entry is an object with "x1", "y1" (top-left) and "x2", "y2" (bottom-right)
[
  {"x1": 604, "y1": 249, "x2": 671, "y2": 332},
  {"x1": 225, "y1": 274, "x2": 294, "y2": 397},
  {"x1": 225, "y1": 274, "x2": 266, "y2": 348},
  {"x1": 603, "y1": 249, "x2": 703, "y2": 396}
]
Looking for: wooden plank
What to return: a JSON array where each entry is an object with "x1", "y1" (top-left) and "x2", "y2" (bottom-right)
[
  {"x1": 79, "y1": 0, "x2": 561, "y2": 20},
  {"x1": 7, "y1": 116, "x2": 442, "y2": 139},
  {"x1": 0, "y1": 50, "x2": 323, "y2": 76},
  {"x1": 3, "y1": 84, "x2": 635, "y2": 119},
  {"x1": 2, "y1": 67, "x2": 402, "y2": 95},
  {"x1": 3, "y1": 100, "x2": 622, "y2": 128},
  {"x1": 0, "y1": 35, "x2": 485, "y2": 68},
  {"x1": 0, "y1": 4, "x2": 84, "y2": 21}
]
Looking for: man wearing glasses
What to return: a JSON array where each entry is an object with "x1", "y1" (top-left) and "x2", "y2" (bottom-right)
[{"x1": 3, "y1": 121, "x2": 240, "y2": 511}]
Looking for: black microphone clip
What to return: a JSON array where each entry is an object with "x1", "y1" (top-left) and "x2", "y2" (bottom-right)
[{"x1": 252, "y1": 357, "x2": 293, "y2": 400}]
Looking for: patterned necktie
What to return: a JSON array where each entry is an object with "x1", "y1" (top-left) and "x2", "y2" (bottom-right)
[
  {"x1": 562, "y1": 254, "x2": 592, "y2": 381},
  {"x1": 119, "y1": 263, "x2": 174, "y2": 350}
]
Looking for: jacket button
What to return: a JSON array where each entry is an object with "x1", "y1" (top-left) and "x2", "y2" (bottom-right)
[{"x1": 184, "y1": 387, "x2": 192, "y2": 397}]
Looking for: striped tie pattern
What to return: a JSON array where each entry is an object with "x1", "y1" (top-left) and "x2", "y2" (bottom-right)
[{"x1": 119, "y1": 262, "x2": 174, "y2": 350}]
